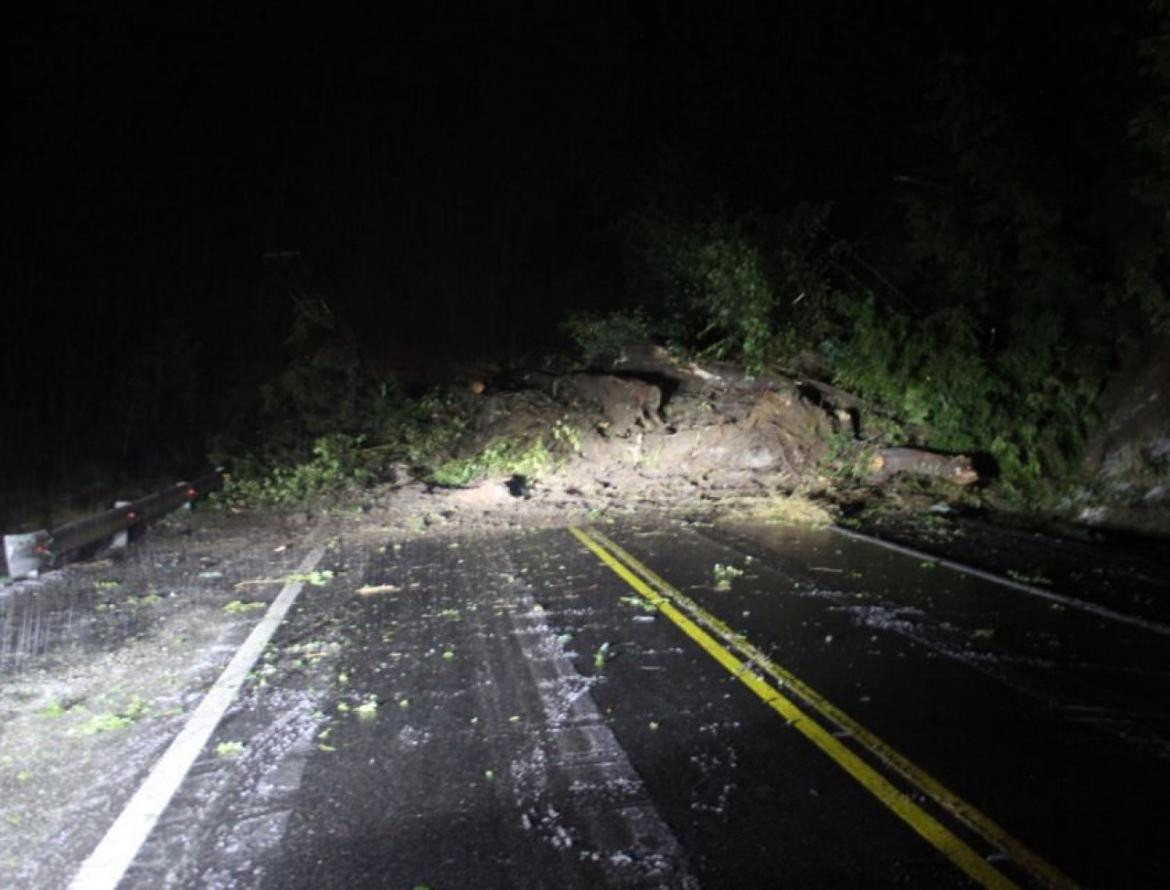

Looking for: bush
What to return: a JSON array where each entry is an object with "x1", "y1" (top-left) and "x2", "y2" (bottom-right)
[
  {"x1": 628, "y1": 204, "x2": 841, "y2": 372},
  {"x1": 620, "y1": 168, "x2": 1106, "y2": 498},
  {"x1": 431, "y1": 435, "x2": 553, "y2": 487},
  {"x1": 828, "y1": 295, "x2": 1102, "y2": 497},
  {"x1": 211, "y1": 296, "x2": 480, "y2": 506},
  {"x1": 430, "y1": 416, "x2": 580, "y2": 487},
  {"x1": 219, "y1": 433, "x2": 367, "y2": 506},
  {"x1": 561, "y1": 308, "x2": 651, "y2": 367}
]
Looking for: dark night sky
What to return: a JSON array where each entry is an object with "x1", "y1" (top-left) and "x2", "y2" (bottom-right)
[
  {"x1": 10, "y1": 3, "x2": 640, "y2": 362},
  {"x1": 7, "y1": 3, "x2": 1140, "y2": 342},
  {"x1": 1, "y1": 1, "x2": 1152, "y2": 491}
]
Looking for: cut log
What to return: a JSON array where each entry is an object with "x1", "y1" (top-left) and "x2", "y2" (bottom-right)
[{"x1": 868, "y1": 447, "x2": 979, "y2": 485}]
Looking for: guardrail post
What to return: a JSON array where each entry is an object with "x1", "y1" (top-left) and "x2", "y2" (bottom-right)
[
  {"x1": 110, "y1": 501, "x2": 132, "y2": 552},
  {"x1": 3, "y1": 530, "x2": 51, "y2": 579}
]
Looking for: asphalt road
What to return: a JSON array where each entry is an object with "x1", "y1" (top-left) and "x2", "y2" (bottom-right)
[{"x1": 97, "y1": 519, "x2": 1170, "y2": 889}]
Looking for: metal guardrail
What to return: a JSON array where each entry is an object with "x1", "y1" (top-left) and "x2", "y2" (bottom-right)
[{"x1": 2, "y1": 468, "x2": 224, "y2": 580}]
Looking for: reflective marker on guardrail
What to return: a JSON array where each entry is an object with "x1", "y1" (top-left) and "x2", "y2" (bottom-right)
[
  {"x1": 2, "y1": 467, "x2": 223, "y2": 580},
  {"x1": 3, "y1": 530, "x2": 53, "y2": 579}
]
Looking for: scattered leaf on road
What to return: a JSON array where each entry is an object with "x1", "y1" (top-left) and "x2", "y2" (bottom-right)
[
  {"x1": 357, "y1": 583, "x2": 401, "y2": 595},
  {"x1": 354, "y1": 697, "x2": 378, "y2": 719},
  {"x1": 223, "y1": 600, "x2": 265, "y2": 615}
]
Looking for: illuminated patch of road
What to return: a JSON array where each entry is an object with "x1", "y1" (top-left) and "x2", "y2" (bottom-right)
[
  {"x1": 570, "y1": 526, "x2": 1077, "y2": 890},
  {"x1": 68, "y1": 543, "x2": 329, "y2": 890},
  {"x1": 505, "y1": 583, "x2": 697, "y2": 886}
]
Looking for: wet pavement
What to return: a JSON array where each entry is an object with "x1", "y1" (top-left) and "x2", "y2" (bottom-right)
[
  {"x1": 5, "y1": 514, "x2": 1170, "y2": 888},
  {"x1": 0, "y1": 508, "x2": 313, "y2": 889},
  {"x1": 849, "y1": 511, "x2": 1170, "y2": 628}
]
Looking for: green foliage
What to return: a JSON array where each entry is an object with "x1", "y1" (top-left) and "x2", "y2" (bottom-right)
[
  {"x1": 820, "y1": 431, "x2": 879, "y2": 485},
  {"x1": 871, "y1": 54, "x2": 1110, "y2": 494},
  {"x1": 210, "y1": 295, "x2": 380, "y2": 493},
  {"x1": 219, "y1": 433, "x2": 367, "y2": 506},
  {"x1": 215, "y1": 741, "x2": 246, "y2": 758},
  {"x1": 431, "y1": 435, "x2": 554, "y2": 487},
  {"x1": 75, "y1": 713, "x2": 132, "y2": 735},
  {"x1": 1118, "y1": 262, "x2": 1170, "y2": 336},
  {"x1": 212, "y1": 295, "x2": 478, "y2": 507},
  {"x1": 631, "y1": 210, "x2": 775, "y2": 370},
  {"x1": 561, "y1": 308, "x2": 651, "y2": 367},
  {"x1": 254, "y1": 295, "x2": 372, "y2": 452},
  {"x1": 622, "y1": 184, "x2": 1108, "y2": 495},
  {"x1": 629, "y1": 204, "x2": 843, "y2": 372},
  {"x1": 614, "y1": 56, "x2": 1115, "y2": 500},
  {"x1": 576, "y1": 21, "x2": 1170, "y2": 508},
  {"x1": 627, "y1": 193, "x2": 1081, "y2": 491},
  {"x1": 827, "y1": 293, "x2": 1104, "y2": 496},
  {"x1": 223, "y1": 600, "x2": 266, "y2": 614},
  {"x1": 712, "y1": 563, "x2": 744, "y2": 591},
  {"x1": 832, "y1": 299, "x2": 996, "y2": 443},
  {"x1": 368, "y1": 384, "x2": 473, "y2": 467},
  {"x1": 73, "y1": 697, "x2": 148, "y2": 736},
  {"x1": 550, "y1": 415, "x2": 582, "y2": 453},
  {"x1": 687, "y1": 219, "x2": 776, "y2": 370},
  {"x1": 430, "y1": 415, "x2": 582, "y2": 486}
]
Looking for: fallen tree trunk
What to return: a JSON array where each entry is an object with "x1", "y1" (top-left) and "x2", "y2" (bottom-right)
[{"x1": 868, "y1": 447, "x2": 979, "y2": 486}]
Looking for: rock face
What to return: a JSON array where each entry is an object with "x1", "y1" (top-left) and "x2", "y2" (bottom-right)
[{"x1": 1079, "y1": 334, "x2": 1170, "y2": 535}]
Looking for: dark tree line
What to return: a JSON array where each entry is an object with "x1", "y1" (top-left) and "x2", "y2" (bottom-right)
[{"x1": 4, "y1": 2, "x2": 1169, "y2": 520}]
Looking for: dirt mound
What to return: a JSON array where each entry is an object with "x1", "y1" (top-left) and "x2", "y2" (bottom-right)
[{"x1": 446, "y1": 368, "x2": 841, "y2": 510}]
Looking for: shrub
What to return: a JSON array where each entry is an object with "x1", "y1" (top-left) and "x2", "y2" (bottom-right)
[
  {"x1": 219, "y1": 433, "x2": 367, "y2": 506},
  {"x1": 628, "y1": 204, "x2": 841, "y2": 372},
  {"x1": 211, "y1": 296, "x2": 480, "y2": 506},
  {"x1": 561, "y1": 308, "x2": 651, "y2": 367},
  {"x1": 430, "y1": 415, "x2": 581, "y2": 487},
  {"x1": 431, "y1": 435, "x2": 553, "y2": 487}
]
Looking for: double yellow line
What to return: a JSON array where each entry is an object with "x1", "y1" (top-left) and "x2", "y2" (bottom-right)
[{"x1": 569, "y1": 526, "x2": 1077, "y2": 890}]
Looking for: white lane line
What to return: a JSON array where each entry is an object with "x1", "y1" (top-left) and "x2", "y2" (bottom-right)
[
  {"x1": 68, "y1": 544, "x2": 328, "y2": 890},
  {"x1": 831, "y1": 525, "x2": 1170, "y2": 638}
]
